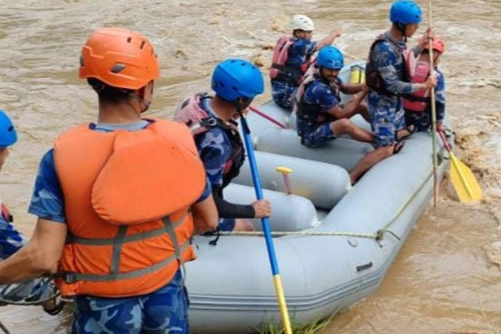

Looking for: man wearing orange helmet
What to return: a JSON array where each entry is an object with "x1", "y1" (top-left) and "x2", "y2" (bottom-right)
[
  {"x1": 0, "y1": 27, "x2": 218, "y2": 333},
  {"x1": 404, "y1": 37, "x2": 447, "y2": 132}
]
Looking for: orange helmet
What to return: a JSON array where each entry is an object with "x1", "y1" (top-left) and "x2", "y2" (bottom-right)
[
  {"x1": 424, "y1": 37, "x2": 445, "y2": 54},
  {"x1": 79, "y1": 27, "x2": 160, "y2": 90}
]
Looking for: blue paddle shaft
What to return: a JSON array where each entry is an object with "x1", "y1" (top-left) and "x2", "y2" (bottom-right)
[{"x1": 240, "y1": 115, "x2": 280, "y2": 275}]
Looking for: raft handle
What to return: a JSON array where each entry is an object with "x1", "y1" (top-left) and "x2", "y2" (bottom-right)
[{"x1": 356, "y1": 262, "x2": 373, "y2": 272}]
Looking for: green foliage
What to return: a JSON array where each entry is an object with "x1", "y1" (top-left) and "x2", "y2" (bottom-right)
[{"x1": 258, "y1": 315, "x2": 334, "y2": 334}]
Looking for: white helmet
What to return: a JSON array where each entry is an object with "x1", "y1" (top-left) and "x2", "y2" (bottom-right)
[{"x1": 290, "y1": 14, "x2": 315, "y2": 31}]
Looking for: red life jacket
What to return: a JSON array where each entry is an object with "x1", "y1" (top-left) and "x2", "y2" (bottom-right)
[
  {"x1": 174, "y1": 93, "x2": 245, "y2": 187},
  {"x1": 365, "y1": 34, "x2": 416, "y2": 96},
  {"x1": 0, "y1": 202, "x2": 12, "y2": 223},
  {"x1": 270, "y1": 36, "x2": 311, "y2": 85},
  {"x1": 403, "y1": 61, "x2": 431, "y2": 112}
]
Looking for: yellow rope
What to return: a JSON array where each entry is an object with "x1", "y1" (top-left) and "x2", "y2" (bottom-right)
[{"x1": 218, "y1": 230, "x2": 377, "y2": 238}]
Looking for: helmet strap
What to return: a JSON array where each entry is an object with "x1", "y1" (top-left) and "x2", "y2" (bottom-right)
[
  {"x1": 396, "y1": 23, "x2": 408, "y2": 43},
  {"x1": 233, "y1": 97, "x2": 252, "y2": 113},
  {"x1": 130, "y1": 91, "x2": 151, "y2": 114}
]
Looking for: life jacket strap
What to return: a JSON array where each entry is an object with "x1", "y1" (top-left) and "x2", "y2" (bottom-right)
[
  {"x1": 65, "y1": 212, "x2": 187, "y2": 245},
  {"x1": 60, "y1": 213, "x2": 189, "y2": 284},
  {"x1": 59, "y1": 243, "x2": 190, "y2": 284}
]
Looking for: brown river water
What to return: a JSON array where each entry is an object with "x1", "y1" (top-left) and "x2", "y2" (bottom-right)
[{"x1": 1, "y1": 0, "x2": 500, "y2": 333}]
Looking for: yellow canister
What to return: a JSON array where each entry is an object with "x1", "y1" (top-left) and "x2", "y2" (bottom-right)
[{"x1": 349, "y1": 65, "x2": 365, "y2": 84}]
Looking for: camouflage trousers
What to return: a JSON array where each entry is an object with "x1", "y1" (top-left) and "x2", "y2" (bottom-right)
[
  {"x1": 296, "y1": 118, "x2": 335, "y2": 148},
  {"x1": 368, "y1": 94, "x2": 406, "y2": 148},
  {"x1": 71, "y1": 269, "x2": 189, "y2": 334},
  {"x1": 405, "y1": 109, "x2": 443, "y2": 132},
  {"x1": 271, "y1": 80, "x2": 297, "y2": 110}
]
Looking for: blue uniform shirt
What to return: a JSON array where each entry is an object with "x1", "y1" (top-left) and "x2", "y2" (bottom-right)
[
  {"x1": 285, "y1": 37, "x2": 318, "y2": 68},
  {"x1": 296, "y1": 77, "x2": 341, "y2": 136},
  {"x1": 194, "y1": 98, "x2": 234, "y2": 188}
]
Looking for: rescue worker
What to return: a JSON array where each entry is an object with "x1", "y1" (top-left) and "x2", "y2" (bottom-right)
[
  {"x1": 270, "y1": 14, "x2": 341, "y2": 110},
  {"x1": 349, "y1": 0, "x2": 438, "y2": 184},
  {"x1": 175, "y1": 59, "x2": 272, "y2": 233},
  {"x1": 295, "y1": 46, "x2": 373, "y2": 148},
  {"x1": 404, "y1": 37, "x2": 446, "y2": 132},
  {"x1": 0, "y1": 109, "x2": 60, "y2": 314},
  {"x1": 0, "y1": 27, "x2": 218, "y2": 333}
]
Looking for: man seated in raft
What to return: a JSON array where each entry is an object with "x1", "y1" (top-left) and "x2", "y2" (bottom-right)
[{"x1": 294, "y1": 45, "x2": 373, "y2": 150}]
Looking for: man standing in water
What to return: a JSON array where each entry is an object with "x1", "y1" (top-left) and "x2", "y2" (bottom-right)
[
  {"x1": 0, "y1": 27, "x2": 218, "y2": 333},
  {"x1": 349, "y1": 0, "x2": 437, "y2": 184}
]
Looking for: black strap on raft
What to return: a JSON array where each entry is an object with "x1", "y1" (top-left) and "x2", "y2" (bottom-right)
[{"x1": 208, "y1": 226, "x2": 221, "y2": 246}]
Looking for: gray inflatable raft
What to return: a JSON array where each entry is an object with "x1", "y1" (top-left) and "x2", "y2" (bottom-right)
[{"x1": 186, "y1": 61, "x2": 450, "y2": 333}]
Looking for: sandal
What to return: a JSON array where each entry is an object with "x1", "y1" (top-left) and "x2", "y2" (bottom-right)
[
  {"x1": 396, "y1": 124, "x2": 417, "y2": 141},
  {"x1": 393, "y1": 141, "x2": 405, "y2": 154}
]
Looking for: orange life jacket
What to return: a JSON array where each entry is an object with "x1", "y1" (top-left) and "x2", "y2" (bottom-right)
[
  {"x1": 53, "y1": 119, "x2": 206, "y2": 298},
  {"x1": 403, "y1": 61, "x2": 431, "y2": 112}
]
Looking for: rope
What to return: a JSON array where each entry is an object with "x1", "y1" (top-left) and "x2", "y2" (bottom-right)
[
  {"x1": 212, "y1": 160, "x2": 441, "y2": 243},
  {"x1": 218, "y1": 230, "x2": 377, "y2": 238}
]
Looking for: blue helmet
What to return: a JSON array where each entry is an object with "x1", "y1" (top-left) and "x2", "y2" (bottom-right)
[
  {"x1": 211, "y1": 59, "x2": 264, "y2": 102},
  {"x1": 317, "y1": 46, "x2": 344, "y2": 70},
  {"x1": 0, "y1": 110, "x2": 17, "y2": 148},
  {"x1": 390, "y1": 0, "x2": 422, "y2": 24}
]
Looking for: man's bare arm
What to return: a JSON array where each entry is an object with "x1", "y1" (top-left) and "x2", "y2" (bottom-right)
[{"x1": 192, "y1": 194, "x2": 218, "y2": 235}]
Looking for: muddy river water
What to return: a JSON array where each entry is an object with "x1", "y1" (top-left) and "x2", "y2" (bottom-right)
[{"x1": 1, "y1": 0, "x2": 500, "y2": 333}]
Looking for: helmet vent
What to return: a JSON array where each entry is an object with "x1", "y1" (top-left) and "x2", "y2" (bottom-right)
[
  {"x1": 111, "y1": 64, "x2": 126, "y2": 73},
  {"x1": 127, "y1": 37, "x2": 132, "y2": 43},
  {"x1": 7, "y1": 126, "x2": 13, "y2": 132},
  {"x1": 80, "y1": 55, "x2": 85, "y2": 67},
  {"x1": 140, "y1": 41, "x2": 146, "y2": 49}
]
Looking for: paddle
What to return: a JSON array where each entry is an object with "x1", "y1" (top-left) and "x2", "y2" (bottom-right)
[
  {"x1": 249, "y1": 106, "x2": 289, "y2": 129},
  {"x1": 438, "y1": 131, "x2": 482, "y2": 203},
  {"x1": 428, "y1": 0, "x2": 439, "y2": 208},
  {"x1": 239, "y1": 114, "x2": 293, "y2": 334}
]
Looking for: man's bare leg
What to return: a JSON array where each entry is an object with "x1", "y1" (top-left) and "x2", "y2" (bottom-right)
[
  {"x1": 331, "y1": 119, "x2": 373, "y2": 143},
  {"x1": 349, "y1": 144, "x2": 398, "y2": 184}
]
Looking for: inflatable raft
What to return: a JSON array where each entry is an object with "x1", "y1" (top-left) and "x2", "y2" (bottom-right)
[{"x1": 187, "y1": 61, "x2": 450, "y2": 333}]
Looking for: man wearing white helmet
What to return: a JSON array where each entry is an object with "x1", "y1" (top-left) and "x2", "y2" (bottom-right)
[{"x1": 270, "y1": 14, "x2": 341, "y2": 110}]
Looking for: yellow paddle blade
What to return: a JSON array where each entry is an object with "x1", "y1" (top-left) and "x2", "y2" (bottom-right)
[{"x1": 449, "y1": 153, "x2": 483, "y2": 203}]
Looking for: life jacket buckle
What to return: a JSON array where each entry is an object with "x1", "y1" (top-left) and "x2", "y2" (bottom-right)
[
  {"x1": 200, "y1": 117, "x2": 218, "y2": 128},
  {"x1": 63, "y1": 273, "x2": 76, "y2": 284}
]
